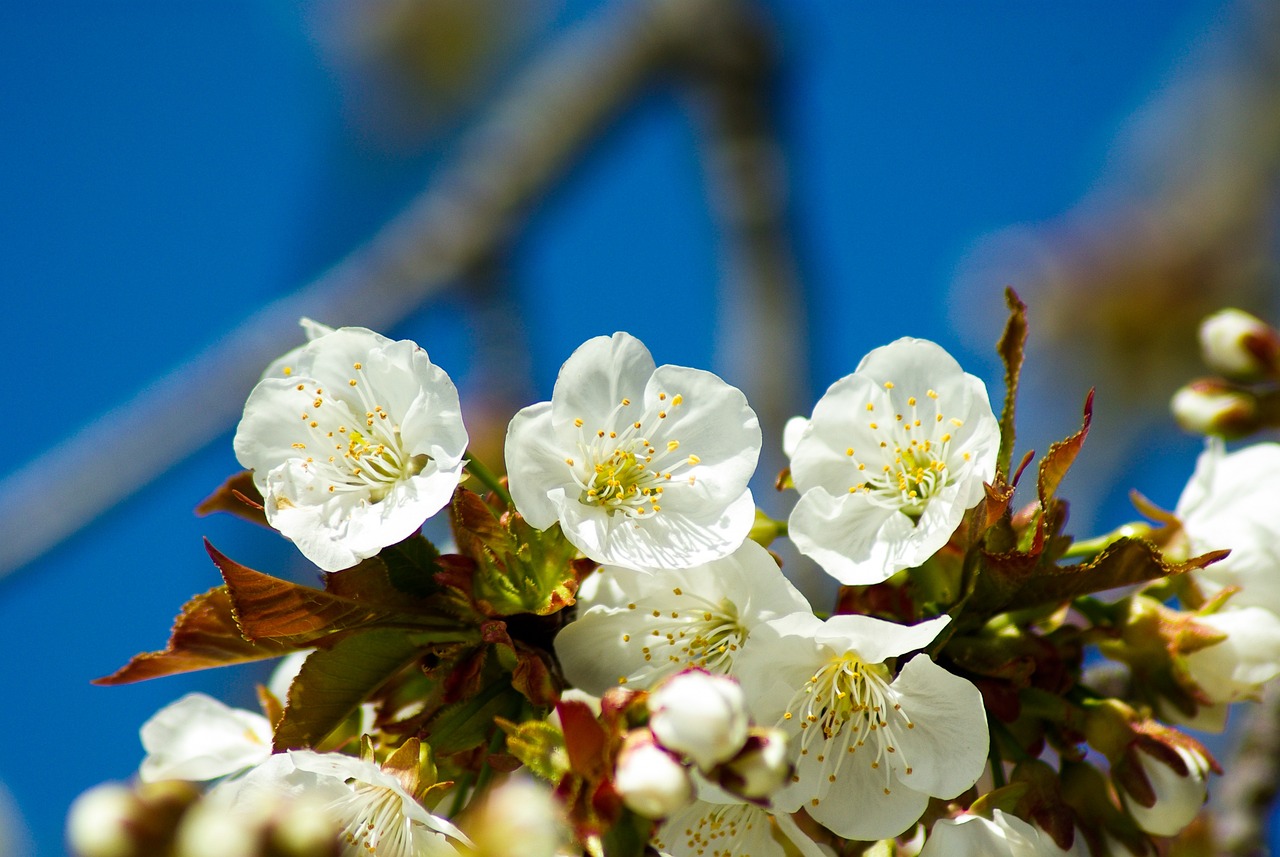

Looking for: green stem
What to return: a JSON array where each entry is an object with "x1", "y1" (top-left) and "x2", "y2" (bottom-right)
[
  {"x1": 465, "y1": 456, "x2": 513, "y2": 507},
  {"x1": 1060, "y1": 522, "x2": 1152, "y2": 561}
]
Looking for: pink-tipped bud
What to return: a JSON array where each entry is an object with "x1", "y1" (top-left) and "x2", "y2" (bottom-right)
[
  {"x1": 648, "y1": 671, "x2": 749, "y2": 771},
  {"x1": 1171, "y1": 379, "x2": 1259, "y2": 438},
  {"x1": 614, "y1": 732, "x2": 694, "y2": 820},
  {"x1": 1199, "y1": 308, "x2": 1280, "y2": 381}
]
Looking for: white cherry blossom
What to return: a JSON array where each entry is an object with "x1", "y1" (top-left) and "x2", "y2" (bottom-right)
[
  {"x1": 919, "y1": 810, "x2": 1084, "y2": 857},
  {"x1": 208, "y1": 750, "x2": 469, "y2": 857},
  {"x1": 505, "y1": 332, "x2": 760, "y2": 571},
  {"x1": 234, "y1": 324, "x2": 468, "y2": 571},
  {"x1": 554, "y1": 539, "x2": 812, "y2": 694},
  {"x1": 1177, "y1": 439, "x2": 1280, "y2": 616},
  {"x1": 648, "y1": 671, "x2": 750, "y2": 771},
  {"x1": 1169, "y1": 607, "x2": 1280, "y2": 731},
  {"x1": 736, "y1": 612, "x2": 988, "y2": 841},
  {"x1": 1121, "y1": 743, "x2": 1211, "y2": 837},
  {"x1": 653, "y1": 783, "x2": 826, "y2": 857},
  {"x1": 787, "y1": 337, "x2": 1000, "y2": 585},
  {"x1": 138, "y1": 692, "x2": 272, "y2": 783}
]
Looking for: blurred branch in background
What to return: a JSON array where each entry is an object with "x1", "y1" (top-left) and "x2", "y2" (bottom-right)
[
  {"x1": 953, "y1": 1, "x2": 1280, "y2": 853},
  {"x1": 0, "y1": 0, "x2": 806, "y2": 578}
]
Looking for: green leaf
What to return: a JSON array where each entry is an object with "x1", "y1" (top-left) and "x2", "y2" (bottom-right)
[
  {"x1": 272, "y1": 629, "x2": 425, "y2": 751},
  {"x1": 996, "y1": 288, "x2": 1029, "y2": 478},
  {"x1": 427, "y1": 676, "x2": 525, "y2": 756},
  {"x1": 497, "y1": 717, "x2": 569, "y2": 782},
  {"x1": 194, "y1": 470, "x2": 268, "y2": 528},
  {"x1": 94, "y1": 586, "x2": 301, "y2": 685}
]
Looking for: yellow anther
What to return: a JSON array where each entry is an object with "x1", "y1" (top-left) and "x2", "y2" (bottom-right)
[
  {"x1": 621, "y1": 398, "x2": 631, "y2": 406},
  {"x1": 672, "y1": 394, "x2": 683, "y2": 406}
]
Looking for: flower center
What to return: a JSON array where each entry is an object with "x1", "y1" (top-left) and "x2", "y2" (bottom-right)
[
  {"x1": 846, "y1": 386, "x2": 971, "y2": 518},
  {"x1": 782, "y1": 652, "x2": 917, "y2": 797},
  {"x1": 617, "y1": 590, "x2": 746, "y2": 684},
  {"x1": 568, "y1": 393, "x2": 699, "y2": 518},
  {"x1": 653, "y1": 802, "x2": 763, "y2": 857},
  {"x1": 290, "y1": 363, "x2": 430, "y2": 501},
  {"x1": 334, "y1": 782, "x2": 414, "y2": 856}
]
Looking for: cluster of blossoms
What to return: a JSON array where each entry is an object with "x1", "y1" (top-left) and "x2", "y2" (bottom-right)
[{"x1": 68, "y1": 299, "x2": 1280, "y2": 857}]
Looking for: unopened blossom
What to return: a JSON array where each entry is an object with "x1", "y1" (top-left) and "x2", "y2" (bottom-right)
[
  {"x1": 614, "y1": 733, "x2": 694, "y2": 820},
  {"x1": 1175, "y1": 607, "x2": 1280, "y2": 730},
  {"x1": 648, "y1": 671, "x2": 750, "y2": 771},
  {"x1": 714, "y1": 728, "x2": 792, "y2": 802},
  {"x1": 554, "y1": 540, "x2": 812, "y2": 693},
  {"x1": 736, "y1": 612, "x2": 988, "y2": 841},
  {"x1": 465, "y1": 776, "x2": 568, "y2": 857},
  {"x1": 139, "y1": 692, "x2": 272, "y2": 783},
  {"x1": 919, "y1": 810, "x2": 1083, "y2": 857},
  {"x1": 787, "y1": 338, "x2": 1000, "y2": 585},
  {"x1": 235, "y1": 323, "x2": 468, "y2": 571},
  {"x1": 1121, "y1": 743, "x2": 1212, "y2": 837},
  {"x1": 1177, "y1": 439, "x2": 1280, "y2": 615},
  {"x1": 1198, "y1": 308, "x2": 1280, "y2": 381},
  {"x1": 208, "y1": 751, "x2": 469, "y2": 857},
  {"x1": 1170, "y1": 380, "x2": 1260, "y2": 438},
  {"x1": 505, "y1": 332, "x2": 760, "y2": 571}
]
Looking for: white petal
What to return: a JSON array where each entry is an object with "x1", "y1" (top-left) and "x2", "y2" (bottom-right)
[
  {"x1": 549, "y1": 333, "x2": 657, "y2": 429},
  {"x1": 1186, "y1": 607, "x2": 1280, "y2": 702},
  {"x1": 139, "y1": 693, "x2": 272, "y2": 782},
  {"x1": 814, "y1": 614, "x2": 951, "y2": 665},
  {"x1": 505, "y1": 402, "x2": 569, "y2": 530},
  {"x1": 889, "y1": 655, "x2": 989, "y2": 799},
  {"x1": 788, "y1": 488, "x2": 919, "y2": 584},
  {"x1": 808, "y1": 762, "x2": 930, "y2": 841}
]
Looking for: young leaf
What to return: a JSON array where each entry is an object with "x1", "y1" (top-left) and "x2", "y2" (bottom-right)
[
  {"x1": 996, "y1": 288, "x2": 1029, "y2": 478},
  {"x1": 208, "y1": 541, "x2": 463, "y2": 645},
  {"x1": 1038, "y1": 390, "x2": 1094, "y2": 506},
  {"x1": 94, "y1": 587, "x2": 299, "y2": 685},
  {"x1": 194, "y1": 470, "x2": 268, "y2": 528},
  {"x1": 272, "y1": 629, "x2": 426, "y2": 751}
]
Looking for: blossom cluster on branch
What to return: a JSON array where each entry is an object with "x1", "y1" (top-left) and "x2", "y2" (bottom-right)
[{"x1": 67, "y1": 294, "x2": 1280, "y2": 857}]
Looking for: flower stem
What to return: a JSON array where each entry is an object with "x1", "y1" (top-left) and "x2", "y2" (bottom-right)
[
  {"x1": 465, "y1": 456, "x2": 514, "y2": 507},
  {"x1": 1060, "y1": 522, "x2": 1152, "y2": 561}
]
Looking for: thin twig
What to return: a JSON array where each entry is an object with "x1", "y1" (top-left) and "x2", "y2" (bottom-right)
[{"x1": 0, "y1": 0, "x2": 773, "y2": 578}]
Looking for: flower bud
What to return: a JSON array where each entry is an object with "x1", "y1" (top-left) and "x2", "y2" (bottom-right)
[
  {"x1": 467, "y1": 776, "x2": 568, "y2": 857},
  {"x1": 647, "y1": 670, "x2": 749, "y2": 771},
  {"x1": 714, "y1": 728, "x2": 791, "y2": 802},
  {"x1": 1170, "y1": 379, "x2": 1259, "y2": 438},
  {"x1": 1199, "y1": 308, "x2": 1280, "y2": 381},
  {"x1": 66, "y1": 785, "x2": 139, "y2": 857},
  {"x1": 613, "y1": 732, "x2": 694, "y2": 820},
  {"x1": 1120, "y1": 742, "x2": 1212, "y2": 837}
]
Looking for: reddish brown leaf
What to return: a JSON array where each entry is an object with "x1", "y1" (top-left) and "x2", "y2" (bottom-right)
[
  {"x1": 1038, "y1": 390, "x2": 1094, "y2": 507},
  {"x1": 207, "y1": 541, "x2": 407, "y2": 644},
  {"x1": 94, "y1": 587, "x2": 300, "y2": 685},
  {"x1": 996, "y1": 288, "x2": 1029, "y2": 477},
  {"x1": 195, "y1": 470, "x2": 268, "y2": 528}
]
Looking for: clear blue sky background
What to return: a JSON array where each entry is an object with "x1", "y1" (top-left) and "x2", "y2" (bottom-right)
[{"x1": 0, "y1": 2, "x2": 1242, "y2": 853}]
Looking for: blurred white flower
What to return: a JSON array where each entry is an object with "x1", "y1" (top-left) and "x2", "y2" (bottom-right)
[
  {"x1": 787, "y1": 338, "x2": 999, "y2": 585},
  {"x1": 1174, "y1": 607, "x2": 1280, "y2": 730},
  {"x1": 554, "y1": 539, "x2": 812, "y2": 693},
  {"x1": 210, "y1": 750, "x2": 469, "y2": 857},
  {"x1": 139, "y1": 692, "x2": 272, "y2": 783},
  {"x1": 919, "y1": 810, "x2": 1082, "y2": 857},
  {"x1": 1197, "y1": 307, "x2": 1280, "y2": 381},
  {"x1": 1120, "y1": 743, "x2": 1211, "y2": 837},
  {"x1": 505, "y1": 332, "x2": 760, "y2": 571},
  {"x1": 737, "y1": 613, "x2": 988, "y2": 841},
  {"x1": 1177, "y1": 439, "x2": 1280, "y2": 615},
  {"x1": 465, "y1": 776, "x2": 569, "y2": 857},
  {"x1": 654, "y1": 787, "x2": 826, "y2": 857},
  {"x1": 235, "y1": 323, "x2": 468, "y2": 571}
]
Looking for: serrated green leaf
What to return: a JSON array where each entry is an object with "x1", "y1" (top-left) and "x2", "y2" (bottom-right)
[
  {"x1": 94, "y1": 586, "x2": 301, "y2": 685},
  {"x1": 497, "y1": 718, "x2": 569, "y2": 782},
  {"x1": 427, "y1": 678, "x2": 525, "y2": 755},
  {"x1": 273, "y1": 629, "x2": 425, "y2": 751}
]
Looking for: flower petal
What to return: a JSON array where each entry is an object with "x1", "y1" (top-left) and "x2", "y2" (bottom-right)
[{"x1": 889, "y1": 655, "x2": 989, "y2": 799}]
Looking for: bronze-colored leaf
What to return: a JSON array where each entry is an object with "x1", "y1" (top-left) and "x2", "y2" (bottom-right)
[
  {"x1": 195, "y1": 470, "x2": 268, "y2": 528},
  {"x1": 94, "y1": 587, "x2": 299, "y2": 685},
  {"x1": 996, "y1": 288, "x2": 1029, "y2": 478},
  {"x1": 1004, "y1": 538, "x2": 1229, "y2": 613},
  {"x1": 273, "y1": 630, "x2": 426, "y2": 751},
  {"x1": 1038, "y1": 390, "x2": 1094, "y2": 507}
]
